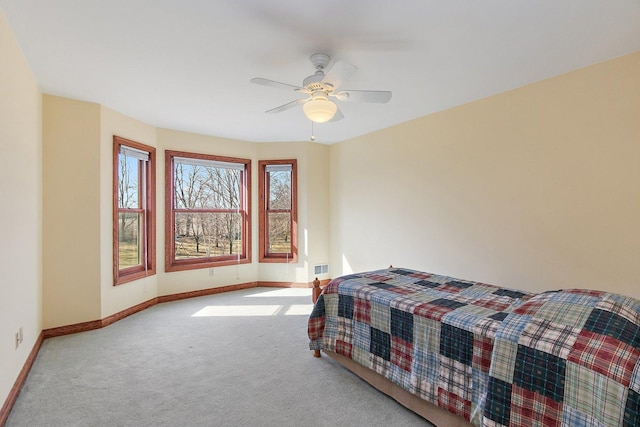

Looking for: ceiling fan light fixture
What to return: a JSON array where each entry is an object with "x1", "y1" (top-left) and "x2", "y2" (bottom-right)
[
  {"x1": 303, "y1": 97, "x2": 337, "y2": 123},
  {"x1": 251, "y1": 53, "x2": 391, "y2": 126}
]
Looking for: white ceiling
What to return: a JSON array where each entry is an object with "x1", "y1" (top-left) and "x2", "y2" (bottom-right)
[{"x1": 1, "y1": 1, "x2": 639, "y2": 144}]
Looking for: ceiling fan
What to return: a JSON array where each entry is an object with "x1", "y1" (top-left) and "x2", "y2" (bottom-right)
[{"x1": 251, "y1": 53, "x2": 392, "y2": 123}]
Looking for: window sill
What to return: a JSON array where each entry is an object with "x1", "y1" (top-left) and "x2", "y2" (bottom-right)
[
  {"x1": 114, "y1": 269, "x2": 156, "y2": 286},
  {"x1": 165, "y1": 257, "x2": 251, "y2": 272},
  {"x1": 258, "y1": 255, "x2": 298, "y2": 264}
]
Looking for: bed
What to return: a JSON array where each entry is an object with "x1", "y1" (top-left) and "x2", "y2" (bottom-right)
[{"x1": 308, "y1": 267, "x2": 640, "y2": 426}]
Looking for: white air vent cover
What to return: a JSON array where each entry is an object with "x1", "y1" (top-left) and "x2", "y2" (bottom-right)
[{"x1": 314, "y1": 264, "x2": 329, "y2": 275}]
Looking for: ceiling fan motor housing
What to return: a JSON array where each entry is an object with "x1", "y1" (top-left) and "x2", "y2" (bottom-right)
[
  {"x1": 303, "y1": 53, "x2": 334, "y2": 91},
  {"x1": 303, "y1": 72, "x2": 323, "y2": 88}
]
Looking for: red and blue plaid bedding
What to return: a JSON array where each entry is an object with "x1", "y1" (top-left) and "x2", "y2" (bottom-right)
[{"x1": 308, "y1": 268, "x2": 640, "y2": 426}]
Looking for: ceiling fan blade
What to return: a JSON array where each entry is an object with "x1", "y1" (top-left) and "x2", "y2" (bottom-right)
[
  {"x1": 333, "y1": 90, "x2": 392, "y2": 103},
  {"x1": 322, "y1": 61, "x2": 358, "y2": 90},
  {"x1": 329, "y1": 108, "x2": 344, "y2": 122},
  {"x1": 251, "y1": 77, "x2": 303, "y2": 91},
  {"x1": 265, "y1": 98, "x2": 308, "y2": 114}
]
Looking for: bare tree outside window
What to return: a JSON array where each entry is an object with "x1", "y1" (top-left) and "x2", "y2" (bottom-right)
[
  {"x1": 259, "y1": 160, "x2": 297, "y2": 263},
  {"x1": 113, "y1": 136, "x2": 156, "y2": 285},
  {"x1": 267, "y1": 169, "x2": 292, "y2": 253},
  {"x1": 165, "y1": 151, "x2": 251, "y2": 272},
  {"x1": 118, "y1": 154, "x2": 141, "y2": 268}
]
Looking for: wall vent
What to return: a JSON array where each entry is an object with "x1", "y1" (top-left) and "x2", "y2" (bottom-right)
[{"x1": 314, "y1": 264, "x2": 329, "y2": 275}]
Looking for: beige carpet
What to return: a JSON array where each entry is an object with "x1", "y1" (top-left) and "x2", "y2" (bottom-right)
[{"x1": 7, "y1": 287, "x2": 432, "y2": 426}]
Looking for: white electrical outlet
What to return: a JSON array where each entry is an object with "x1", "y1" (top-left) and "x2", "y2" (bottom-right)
[
  {"x1": 209, "y1": 268, "x2": 214, "y2": 277},
  {"x1": 19, "y1": 327, "x2": 23, "y2": 344},
  {"x1": 15, "y1": 332, "x2": 19, "y2": 349}
]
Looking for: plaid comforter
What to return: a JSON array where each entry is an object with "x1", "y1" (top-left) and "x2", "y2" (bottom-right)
[{"x1": 308, "y1": 268, "x2": 640, "y2": 426}]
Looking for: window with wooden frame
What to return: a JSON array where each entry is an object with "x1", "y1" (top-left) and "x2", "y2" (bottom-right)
[
  {"x1": 259, "y1": 159, "x2": 297, "y2": 263},
  {"x1": 165, "y1": 150, "x2": 251, "y2": 272},
  {"x1": 113, "y1": 136, "x2": 156, "y2": 285}
]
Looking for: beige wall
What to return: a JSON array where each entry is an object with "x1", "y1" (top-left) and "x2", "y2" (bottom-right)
[
  {"x1": 42, "y1": 96, "x2": 101, "y2": 327},
  {"x1": 99, "y1": 106, "x2": 158, "y2": 318},
  {"x1": 0, "y1": 10, "x2": 42, "y2": 407},
  {"x1": 40, "y1": 111, "x2": 331, "y2": 315},
  {"x1": 330, "y1": 52, "x2": 640, "y2": 300},
  {"x1": 256, "y1": 142, "x2": 331, "y2": 283},
  {"x1": 43, "y1": 98, "x2": 159, "y2": 325},
  {"x1": 39, "y1": 107, "x2": 330, "y2": 329}
]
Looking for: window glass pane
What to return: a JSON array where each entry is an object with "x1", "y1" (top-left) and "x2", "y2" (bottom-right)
[
  {"x1": 268, "y1": 170, "x2": 291, "y2": 210},
  {"x1": 268, "y1": 212, "x2": 291, "y2": 254},
  {"x1": 175, "y1": 212, "x2": 242, "y2": 259},
  {"x1": 174, "y1": 163, "x2": 241, "y2": 209},
  {"x1": 118, "y1": 212, "x2": 142, "y2": 268},
  {"x1": 118, "y1": 154, "x2": 140, "y2": 208}
]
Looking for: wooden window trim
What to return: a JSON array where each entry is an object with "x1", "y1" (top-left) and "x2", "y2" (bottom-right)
[
  {"x1": 113, "y1": 136, "x2": 156, "y2": 285},
  {"x1": 259, "y1": 159, "x2": 298, "y2": 263},
  {"x1": 165, "y1": 150, "x2": 252, "y2": 272}
]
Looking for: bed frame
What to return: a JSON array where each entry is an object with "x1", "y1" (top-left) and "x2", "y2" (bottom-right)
[{"x1": 310, "y1": 276, "x2": 473, "y2": 427}]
